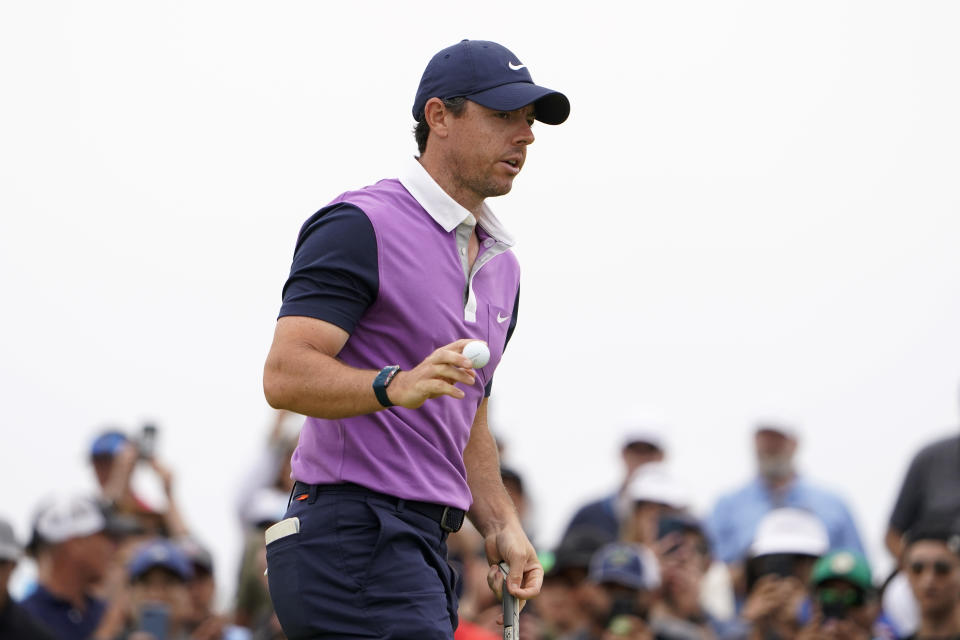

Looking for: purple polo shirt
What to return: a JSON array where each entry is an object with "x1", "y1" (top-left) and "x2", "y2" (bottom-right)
[{"x1": 279, "y1": 158, "x2": 521, "y2": 510}]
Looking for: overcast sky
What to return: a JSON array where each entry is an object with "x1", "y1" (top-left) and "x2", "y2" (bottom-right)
[{"x1": 2, "y1": 1, "x2": 959, "y2": 603}]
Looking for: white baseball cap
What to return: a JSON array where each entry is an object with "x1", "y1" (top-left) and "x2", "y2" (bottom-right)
[
  {"x1": 750, "y1": 507, "x2": 829, "y2": 558},
  {"x1": 34, "y1": 495, "x2": 113, "y2": 544},
  {"x1": 625, "y1": 462, "x2": 689, "y2": 510}
]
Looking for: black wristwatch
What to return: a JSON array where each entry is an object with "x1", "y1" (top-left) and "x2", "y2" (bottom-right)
[{"x1": 373, "y1": 365, "x2": 401, "y2": 407}]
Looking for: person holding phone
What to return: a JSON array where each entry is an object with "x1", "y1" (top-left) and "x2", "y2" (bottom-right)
[
  {"x1": 111, "y1": 538, "x2": 194, "y2": 640},
  {"x1": 795, "y1": 551, "x2": 884, "y2": 640},
  {"x1": 732, "y1": 509, "x2": 829, "y2": 640},
  {"x1": 262, "y1": 38, "x2": 569, "y2": 639}
]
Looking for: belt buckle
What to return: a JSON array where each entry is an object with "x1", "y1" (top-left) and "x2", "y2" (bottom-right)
[{"x1": 439, "y1": 506, "x2": 464, "y2": 533}]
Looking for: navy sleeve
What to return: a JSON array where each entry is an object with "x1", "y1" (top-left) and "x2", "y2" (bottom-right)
[
  {"x1": 484, "y1": 285, "x2": 520, "y2": 397},
  {"x1": 279, "y1": 203, "x2": 379, "y2": 334}
]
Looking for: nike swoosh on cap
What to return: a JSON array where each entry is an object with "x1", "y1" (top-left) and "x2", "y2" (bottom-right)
[{"x1": 508, "y1": 62, "x2": 526, "y2": 71}]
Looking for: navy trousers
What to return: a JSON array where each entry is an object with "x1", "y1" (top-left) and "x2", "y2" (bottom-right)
[{"x1": 266, "y1": 484, "x2": 460, "y2": 639}]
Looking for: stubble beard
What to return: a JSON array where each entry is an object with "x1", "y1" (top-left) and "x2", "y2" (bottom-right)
[{"x1": 449, "y1": 155, "x2": 513, "y2": 203}]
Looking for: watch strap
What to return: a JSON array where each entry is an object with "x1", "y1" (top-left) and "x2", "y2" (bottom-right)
[{"x1": 373, "y1": 365, "x2": 401, "y2": 407}]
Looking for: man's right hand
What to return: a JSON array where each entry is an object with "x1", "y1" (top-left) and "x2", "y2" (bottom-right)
[{"x1": 387, "y1": 339, "x2": 478, "y2": 408}]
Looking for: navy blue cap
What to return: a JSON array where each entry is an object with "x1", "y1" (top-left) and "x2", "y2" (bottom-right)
[
  {"x1": 589, "y1": 543, "x2": 647, "y2": 590},
  {"x1": 90, "y1": 430, "x2": 128, "y2": 457},
  {"x1": 129, "y1": 538, "x2": 193, "y2": 582},
  {"x1": 413, "y1": 40, "x2": 569, "y2": 125}
]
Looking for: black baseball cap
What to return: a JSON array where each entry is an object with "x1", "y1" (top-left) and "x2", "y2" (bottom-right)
[{"x1": 412, "y1": 40, "x2": 569, "y2": 125}]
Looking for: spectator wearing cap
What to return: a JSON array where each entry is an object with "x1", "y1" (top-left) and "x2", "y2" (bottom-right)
[
  {"x1": 89, "y1": 427, "x2": 189, "y2": 539},
  {"x1": 21, "y1": 494, "x2": 129, "y2": 640},
  {"x1": 896, "y1": 521, "x2": 960, "y2": 640},
  {"x1": 795, "y1": 550, "x2": 890, "y2": 640},
  {"x1": 562, "y1": 431, "x2": 666, "y2": 543},
  {"x1": 0, "y1": 516, "x2": 57, "y2": 639},
  {"x1": 732, "y1": 508, "x2": 830, "y2": 640},
  {"x1": 617, "y1": 461, "x2": 695, "y2": 603},
  {"x1": 650, "y1": 514, "x2": 737, "y2": 640},
  {"x1": 538, "y1": 526, "x2": 617, "y2": 639},
  {"x1": 112, "y1": 538, "x2": 194, "y2": 640},
  {"x1": 579, "y1": 542, "x2": 662, "y2": 640},
  {"x1": 178, "y1": 538, "x2": 251, "y2": 640},
  {"x1": 706, "y1": 423, "x2": 865, "y2": 592},
  {"x1": 622, "y1": 462, "x2": 689, "y2": 547}
]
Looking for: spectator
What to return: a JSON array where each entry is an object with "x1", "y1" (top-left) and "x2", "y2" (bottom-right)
[
  {"x1": 619, "y1": 461, "x2": 693, "y2": 602},
  {"x1": 706, "y1": 422, "x2": 865, "y2": 593},
  {"x1": 622, "y1": 462, "x2": 690, "y2": 548},
  {"x1": 21, "y1": 495, "x2": 129, "y2": 640},
  {"x1": 795, "y1": 550, "x2": 891, "y2": 640},
  {"x1": 115, "y1": 538, "x2": 194, "y2": 640},
  {"x1": 562, "y1": 431, "x2": 666, "y2": 542},
  {"x1": 650, "y1": 514, "x2": 737, "y2": 640},
  {"x1": 0, "y1": 516, "x2": 56, "y2": 639},
  {"x1": 899, "y1": 520, "x2": 960, "y2": 640},
  {"x1": 233, "y1": 410, "x2": 298, "y2": 629},
  {"x1": 539, "y1": 526, "x2": 618, "y2": 639},
  {"x1": 886, "y1": 432, "x2": 960, "y2": 560},
  {"x1": 581, "y1": 542, "x2": 662, "y2": 640},
  {"x1": 179, "y1": 537, "x2": 251, "y2": 640},
  {"x1": 90, "y1": 426, "x2": 188, "y2": 538},
  {"x1": 731, "y1": 508, "x2": 829, "y2": 640}
]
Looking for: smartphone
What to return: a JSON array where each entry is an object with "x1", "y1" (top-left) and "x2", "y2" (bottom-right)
[
  {"x1": 759, "y1": 553, "x2": 795, "y2": 578},
  {"x1": 138, "y1": 602, "x2": 169, "y2": 640},
  {"x1": 138, "y1": 423, "x2": 158, "y2": 460},
  {"x1": 498, "y1": 562, "x2": 520, "y2": 640}
]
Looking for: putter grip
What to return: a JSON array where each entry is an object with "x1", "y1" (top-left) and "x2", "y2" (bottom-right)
[
  {"x1": 499, "y1": 562, "x2": 520, "y2": 640},
  {"x1": 503, "y1": 592, "x2": 519, "y2": 640}
]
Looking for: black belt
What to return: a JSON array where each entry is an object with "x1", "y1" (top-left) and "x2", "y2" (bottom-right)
[{"x1": 292, "y1": 481, "x2": 465, "y2": 533}]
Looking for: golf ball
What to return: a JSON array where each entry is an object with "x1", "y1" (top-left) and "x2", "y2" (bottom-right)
[{"x1": 463, "y1": 341, "x2": 490, "y2": 368}]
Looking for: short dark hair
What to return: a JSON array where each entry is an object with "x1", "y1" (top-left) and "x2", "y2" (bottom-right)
[
  {"x1": 905, "y1": 518, "x2": 960, "y2": 553},
  {"x1": 413, "y1": 97, "x2": 468, "y2": 154}
]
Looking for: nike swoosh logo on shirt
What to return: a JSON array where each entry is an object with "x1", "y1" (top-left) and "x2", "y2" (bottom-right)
[
  {"x1": 508, "y1": 62, "x2": 526, "y2": 71},
  {"x1": 497, "y1": 312, "x2": 510, "y2": 323}
]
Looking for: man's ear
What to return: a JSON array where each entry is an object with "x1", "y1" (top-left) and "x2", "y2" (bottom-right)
[{"x1": 423, "y1": 97, "x2": 451, "y2": 140}]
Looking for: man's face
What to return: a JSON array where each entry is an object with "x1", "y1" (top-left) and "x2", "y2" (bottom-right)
[
  {"x1": 905, "y1": 540, "x2": 960, "y2": 618},
  {"x1": 622, "y1": 443, "x2": 664, "y2": 477},
  {"x1": 91, "y1": 455, "x2": 114, "y2": 488},
  {"x1": 131, "y1": 567, "x2": 191, "y2": 624},
  {"x1": 754, "y1": 430, "x2": 796, "y2": 480},
  {"x1": 443, "y1": 101, "x2": 535, "y2": 202},
  {"x1": 69, "y1": 531, "x2": 115, "y2": 583}
]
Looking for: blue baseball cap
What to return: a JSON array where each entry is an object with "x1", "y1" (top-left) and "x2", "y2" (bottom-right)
[
  {"x1": 589, "y1": 543, "x2": 648, "y2": 590},
  {"x1": 412, "y1": 40, "x2": 570, "y2": 125},
  {"x1": 90, "y1": 430, "x2": 128, "y2": 457},
  {"x1": 128, "y1": 538, "x2": 194, "y2": 582}
]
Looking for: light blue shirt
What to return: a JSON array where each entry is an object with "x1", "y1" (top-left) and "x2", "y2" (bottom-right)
[{"x1": 706, "y1": 476, "x2": 865, "y2": 564}]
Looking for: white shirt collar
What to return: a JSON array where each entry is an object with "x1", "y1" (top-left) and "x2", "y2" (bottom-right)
[{"x1": 399, "y1": 156, "x2": 516, "y2": 247}]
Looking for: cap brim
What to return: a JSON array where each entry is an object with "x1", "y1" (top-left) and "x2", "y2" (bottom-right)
[{"x1": 467, "y1": 83, "x2": 570, "y2": 125}]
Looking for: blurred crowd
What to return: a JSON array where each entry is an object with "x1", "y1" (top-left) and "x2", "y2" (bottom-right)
[{"x1": 3, "y1": 407, "x2": 960, "y2": 640}]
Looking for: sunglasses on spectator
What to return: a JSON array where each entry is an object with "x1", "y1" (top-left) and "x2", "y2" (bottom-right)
[{"x1": 909, "y1": 560, "x2": 955, "y2": 577}]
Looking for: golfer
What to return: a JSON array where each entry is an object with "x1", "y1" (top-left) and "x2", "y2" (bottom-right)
[{"x1": 262, "y1": 39, "x2": 569, "y2": 639}]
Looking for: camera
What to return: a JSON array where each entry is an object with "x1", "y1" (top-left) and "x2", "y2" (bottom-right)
[{"x1": 138, "y1": 423, "x2": 158, "y2": 460}]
